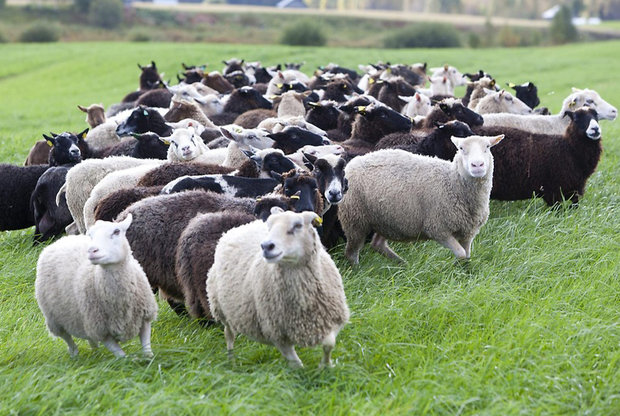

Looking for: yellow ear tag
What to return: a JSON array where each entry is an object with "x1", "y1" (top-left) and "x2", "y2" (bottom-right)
[
  {"x1": 256, "y1": 197, "x2": 262, "y2": 202},
  {"x1": 46, "y1": 140, "x2": 53, "y2": 147},
  {"x1": 369, "y1": 78, "x2": 375, "y2": 84},
  {"x1": 290, "y1": 195, "x2": 300, "y2": 200},
  {"x1": 569, "y1": 100, "x2": 577, "y2": 108},
  {"x1": 490, "y1": 80, "x2": 495, "y2": 87},
  {"x1": 312, "y1": 216, "x2": 323, "y2": 226},
  {"x1": 276, "y1": 84, "x2": 283, "y2": 88},
  {"x1": 163, "y1": 139, "x2": 171, "y2": 145},
  {"x1": 81, "y1": 132, "x2": 88, "y2": 139}
]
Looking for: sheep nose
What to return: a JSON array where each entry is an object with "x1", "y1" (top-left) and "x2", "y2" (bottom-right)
[
  {"x1": 328, "y1": 189, "x2": 342, "y2": 200},
  {"x1": 261, "y1": 241, "x2": 275, "y2": 252},
  {"x1": 88, "y1": 247, "x2": 99, "y2": 255},
  {"x1": 182, "y1": 145, "x2": 190, "y2": 152},
  {"x1": 471, "y1": 161, "x2": 484, "y2": 168}
]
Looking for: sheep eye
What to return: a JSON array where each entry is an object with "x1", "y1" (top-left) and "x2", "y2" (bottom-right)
[
  {"x1": 458, "y1": 146, "x2": 463, "y2": 151},
  {"x1": 112, "y1": 229, "x2": 120, "y2": 236}
]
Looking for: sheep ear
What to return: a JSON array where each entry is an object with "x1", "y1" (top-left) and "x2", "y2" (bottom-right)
[
  {"x1": 43, "y1": 134, "x2": 56, "y2": 147},
  {"x1": 118, "y1": 214, "x2": 132, "y2": 232},
  {"x1": 241, "y1": 148, "x2": 255, "y2": 159},
  {"x1": 506, "y1": 82, "x2": 516, "y2": 89},
  {"x1": 571, "y1": 87, "x2": 582, "y2": 93},
  {"x1": 489, "y1": 79, "x2": 496, "y2": 88},
  {"x1": 443, "y1": 64, "x2": 449, "y2": 71},
  {"x1": 398, "y1": 95, "x2": 412, "y2": 103},
  {"x1": 488, "y1": 135, "x2": 504, "y2": 147},
  {"x1": 302, "y1": 151, "x2": 318, "y2": 165},
  {"x1": 77, "y1": 128, "x2": 89, "y2": 140},
  {"x1": 270, "y1": 206, "x2": 285, "y2": 215},
  {"x1": 450, "y1": 136, "x2": 462, "y2": 148},
  {"x1": 563, "y1": 111, "x2": 575, "y2": 120},
  {"x1": 302, "y1": 211, "x2": 322, "y2": 227},
  {"x1": 219, "y1": 127, "x2": 235, "y2": 141},
  {"x1": 527, "y1": 82, "x2": 534, "y2": 90},
  {"x1": 159, "y1": 136, "x2": 171, "y2": 145},
  {"x1": 439, "y1": 103, "x2": 451, "y2": 115},
  {"x1": 77, "y1": 105, "x2": 88, "y2": 113},
  {"x1": 308, "y1": 101, "x2": 321, "y2": 108},
  {"x1": 302, "y1": 90, "x2": 313, "y2": 98}
]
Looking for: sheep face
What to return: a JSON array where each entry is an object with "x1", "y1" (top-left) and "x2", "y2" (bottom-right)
[
  {"x1": 439, "y1": 100, "x2": 484, "y2": 127},
  {"x1": 564, "y1": 88, "x2": 617, "y2": 121},
  {"x1": 138, "y1": 61, "x2": 163, "y2": 90},
  {"x1": 221, "y1": 127, "x2": 274, "y2": 150},
  {"x1": 430, "y1": 65, "x2": 466, "y2": 87},
  {"x1": 268, "y1": 127, "x2": 328, "y2": 153},
  {"x1": 168, "y1": 127, "x2": 202, "y2": 161},
  {"x1": 261, "y1": 210, "x2": 320, "y2": 264},
  {"x1": 565, "y1": 107, "x2": 601, "y2": 140},
  {"x1": 306, "y1": 154, "x2": 348, "y2": 205},
  {"x1": 43, "y1": 131, "x2": 85, "y2": 166},
  {"x1": 116, "y1": 106, "x2": 164, "y2": 136},
  {"x1": 278, "y1": 172, "x2": 320, "y2": 213},
  {"x1": 481, "y1": 89, "x2": 532, "y2": 115},
  {"x1": 86, "y1": 215, "x2": 132, "y2": 265},
  {"x1": 355, "y1": 104, "x2": 412, "y2": 132},
  {"x1": 399, "y1": 93, "x2": 432, "y2": 117},
  {"x1": 451, "y1": 135, "x2": 504, "y2": 178},
  {"x1": 77, "y1": 104, "x2": 106, "y2": 128},
  {"x1": 224, "y1": 71, "x2": 250, "y2": 89},
  {"x1": 508, "y1": 82, "x2": 540, "y2": 109},
  {"x1": 132, "y1": 132, "x2": 170, "y2": 159}
]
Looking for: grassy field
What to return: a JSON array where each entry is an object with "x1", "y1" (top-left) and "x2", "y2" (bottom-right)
[{"x1": 0, "y1": 41, "x2": 619, "y2": 415}]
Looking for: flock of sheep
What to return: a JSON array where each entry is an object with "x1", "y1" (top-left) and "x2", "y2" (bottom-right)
[{"x1": 2, "y1": 57, "x2": 616, "y2": 367}]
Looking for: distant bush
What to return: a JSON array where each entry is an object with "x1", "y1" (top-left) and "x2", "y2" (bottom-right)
[
  {"x1": 19, "y1": 24, "x2": 60, "y2": 43},
  {"x1": 0, "y1": 0, "x2": 5, "y2": 9},
  {"x1": 280, "y1": 20, "x2": 326, "y2": 46},
  {"x1": 89, "y1": 0, "x2": 123, "y2": 29},
  {"x1": 128, "y1": 29, "x2": 151, "y2": 42},
  {"x1": 384, "y1": 23, "x2": 461, "y2": 49},
  {"x1": 0, "y1": 31, "x2": 6, "y2": 43},
  {"x1": 468, "y1": 32, "x2": 481, "y2": 48}
]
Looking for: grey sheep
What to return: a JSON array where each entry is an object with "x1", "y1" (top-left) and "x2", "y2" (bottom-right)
[{"x1": 338, "y1": 134, "x2": 504, "y2": 264}]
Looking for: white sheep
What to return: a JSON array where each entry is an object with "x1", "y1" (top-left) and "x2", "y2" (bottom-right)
[
  {"x1": 287, "y1": 144, "x2": 345, "y2": 171},
  {"x1": 35, "y1": 214, "x2": 158, "y2": 358},
  {"x1": 82, "y1": 161, "x2": 164, "y2": 230},
  {"x1": 417, "y1": 76, "x2": 452, "y2": 97},
  {"x1": 482, "y1": 88, "x2": 618, "y2": 134},
  {"x1": 338, "y1": 134, "x2": 504, "y2": 264},
  {"x1": 166, "y1": 126, "x2": 226, "y2": 165},
  {"x1": 399, "y1": 92, "x2": 432, "y2": 118},
  {"x1": 430, "y1": 64, "x2": 466, "y2": 88},
  {"x1": 207, "y1": 209, "x2": 349, "y2": 368},
  {"x1": 474, "y1": 89, "x2": 532, "y2": 115},
  {"x1": 60, "y1": 156, "x2": 160, "y2": 234}
]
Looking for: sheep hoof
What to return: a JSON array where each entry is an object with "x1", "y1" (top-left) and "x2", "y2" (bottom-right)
[
  {"x1": 288, "y1": 359, "x2": 304, "y2": 369},
  {"x1": 319, "y1": 360, "x2": 334, "y2": 369},
  {"x1": 143, "y1": 350, "x2": 154, "y2": 358}
]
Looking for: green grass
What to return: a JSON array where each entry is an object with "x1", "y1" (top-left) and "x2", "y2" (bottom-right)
[{"x1": 1, "y1": 41, "x2": 620, "y2": 415}]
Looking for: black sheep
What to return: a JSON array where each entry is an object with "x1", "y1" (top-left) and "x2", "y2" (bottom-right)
[
  {"x1": 30, "y1": 166, "x2": 74, "y2": 243},
  {"x1": 421, "y1": 99, "x2": 484, "y2": 128},
  {"x1": 507, "y1": 81, "x2": 541, "y2": 109},
  {"x1": 87, "y1": 132, "x2": 170, "y2": 160},
  {"x1": 0, "y1": 131, "x2": 83, "y2": 231},
  {"x1": 477, "y1": 107, "x2": 602, "y2": 206},
  {"x1": 343, "y1": 103, "x2": 412, "y2": 156},
  {"x1": 210, "y1": 87, "x2": 273, "y2": 126},
  {"x1": 135, "y1": 88, "x2": 173, "y2": 109},
  {"x1": 306, "y1": 101, "x2": 342, "y2": 131},
  {"x1": 115, "y1": 106, "x2": 173, "y2": 137},
  {"x1": 376, "y1": 120, "x2": 474, "y2": 160},
  {"x1": 268, "y1": 126, "x2": 327, "y2": 154}
]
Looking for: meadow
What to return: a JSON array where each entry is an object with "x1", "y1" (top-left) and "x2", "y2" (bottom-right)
[{"x1": 0, "y1": 41, "x2": 619, "y2": 415}]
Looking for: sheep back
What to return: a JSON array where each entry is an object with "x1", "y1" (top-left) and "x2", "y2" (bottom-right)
[
  {"x1": 175, "y1": 210, "x2": 256, "y2": 320},
  {"x1": 118, "y1": 190, "x2": 255, "y2": 301},
  {"x1": 0, "y1": 164, "x2": 49, "y2": 231}
]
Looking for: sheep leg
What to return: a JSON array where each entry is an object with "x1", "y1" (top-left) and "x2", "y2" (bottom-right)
[
  {"x1": 224, "y1": 325, "x2": 235, "y2": 360},
  {"x1": 276, "y1": 343, "x2": 303, "y2": 369},
  {"x1": 139, "y1": 321, "x2": 153, "y2": 358},
  {"x1": 370, "y1": 234, "x2": 405, "y2": 263},
  {"x1": 57, "y1": 330, "x2": 79, "y2": 357},
  {"x1": 439, "y1": 236, "x2": 467, "y2": 259},
  {"x1": 458, "y1": 237, "x2": 474, "y2": 259},
  {"x1": 102, "y1": 337, "x2": 126, "y2": 358},
  {"x1": 344, "y1": 229, "x2": 366, "y2": 265},
  {"x1": 319, "y1": 330, "x2": 337, "y2": 369}
]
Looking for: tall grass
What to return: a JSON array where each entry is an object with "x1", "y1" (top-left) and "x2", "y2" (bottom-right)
[{"x1": 0, "y1": 41, "x2": 619, "y2": 415}]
